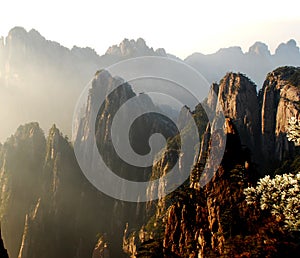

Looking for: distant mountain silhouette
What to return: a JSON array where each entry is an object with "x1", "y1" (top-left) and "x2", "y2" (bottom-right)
[
  {"x1": 185, "y1": 39, "x2": 300, "y2": 87},
  {"x1": 0, "y1": 27, "x2": 167, "y2": 141},
  {"x1": 0, "y1": 27, "x2": 299, "y2": 142}
]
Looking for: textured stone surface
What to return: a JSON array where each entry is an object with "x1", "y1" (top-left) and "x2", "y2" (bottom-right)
[
  {"x1": 129, "y1": 67, "x2": 300, "y2": 257},
  {"x1": 162, "y1": 119, "x2": 252, "y2": 258},
  {"x1": 1, "y1": 66, "x2": 300, "y2": 258},
  {"x1": 261, "y1": 67, "x2": 300, "y2": 163},
  {"x1": 92, "y1": 235, "x2": 110, "y2": 258},
  {"x1": 216, "y1": 73, "x2": 260, "y2": 161}
]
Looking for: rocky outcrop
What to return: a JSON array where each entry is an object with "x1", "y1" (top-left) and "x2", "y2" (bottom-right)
[
  {"x1": 0, "y1": 123, "x2": 45, "y2": 258},
  {"x1": 0, "y1": 26, "x2": 299, "y2": 143},
  {"x1": 0, "y1": 27, "x2": 100, "y2": 142},
  {"x1": 0, "y1": 122, "x2": 106, "y2": 258},
  {"x1": 1, "y1": 66, "x2": 300, "y2": 258},
  {"x1": 161, "y1": 119, "x2": 254, "y2": 258},
  {"x1": 206, "y1": 83, "x2": 219, "y2": 112},
  {"x1": 0, "y1": 27, "x2": 169, "y2": 142},
  {"x1": 161, "y1": 69, "x2": 300, "y2": 257},
  {"x1": 92, "y1": 235, "x2": 110, "y2": 258},
  {"x1": 0, "y1": 67, "x2": 181, "y2": 258},
  {"x1": 205, "y1": 68, "x2": 300, "y2": 168},
  {"x1": 130, "y1": 67, "x2": 300, "y2": 257},
  {"x1": 123, "y1": 223, "x2": 154, "y2": 258},
  {"x1": 76, "y1": 70, "x2": 181, "y2": 256},
  {"x1": 261, "y1": 66, "x2": 300, "y2": 164},
  {"x1": 217, "y1": 73, "x2": 260, "y2": 160},
  {"x1": 202, "y1": 72, "x2": 261, "y2": 165}
]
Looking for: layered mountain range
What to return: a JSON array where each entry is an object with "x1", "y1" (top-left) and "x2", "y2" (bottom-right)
[
  {"x1": 1, "y1": 63, "x2": 300, "y2": 257},
  {"x1": 0, "y1": 27, "x2": 299, "y2": 142}
]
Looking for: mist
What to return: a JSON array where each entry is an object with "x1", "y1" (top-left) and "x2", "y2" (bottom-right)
[{"x1": 0, "y1": 26, "x2": 299, "y2": 143}]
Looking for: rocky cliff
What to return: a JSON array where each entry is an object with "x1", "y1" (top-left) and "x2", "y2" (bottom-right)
[
  {"x1": 207, "y1": 67, "x2": 300, "y2": 168},
  {"x1": 0, "y1": 27, "x2": 168, "y2": 142},
  {"x1": 162, "y1": 119, "x2": 253, "y2": 257},
  {"x1": 0, "y1": 27, "x2": 299, "y2": 143},
  {"x1": 261, "y1": 66, "x2": 300, "y2": 165},
  {"x1": 0, "y1": 121, "x2": 124, "y2": 258},
  {"x1": 0, "y1": 68, "x2": 181, "y2": 257},
  {"x1": 1, "y1": 67, "x2": 300, "y2": 257},
  {"x1": 216, "y1": 73, "x2": 260, "y2": 162},
  {"x1": 74, "y1": 69, "x2": 181, "y2": 256},
  {"x1": 0, "y1": 122, "x2": 45, "y2": 258},
  {"x1": 124, "y1": 67, "x2": 300, "y2": 257}
]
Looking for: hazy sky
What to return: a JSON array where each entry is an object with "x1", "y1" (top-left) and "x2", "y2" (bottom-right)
[{"x1": 1, "y1": 0, "x2": 300, "y2": 58}]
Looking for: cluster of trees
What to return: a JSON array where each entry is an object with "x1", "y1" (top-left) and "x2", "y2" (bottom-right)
[
  {"x1": 244, "y1": 116, "x2": 300, "y2": 232},
  {"x1": 236, "y1": 117, "x2": 300, "y2": 257},
  {"x1": 244, "y1": 172, "x2": 300, "y2": 231}
]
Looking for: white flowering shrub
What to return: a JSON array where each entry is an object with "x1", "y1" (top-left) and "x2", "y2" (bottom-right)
[
  {"x1": 244, "y1": 116, "x2": 300, "y2": 231},
  {"x1": 287, "y1": 117, "x2": 300, "y2": 146},
  {"x1": 244, "y1": 172, "x2": 300, "y2": 231}
]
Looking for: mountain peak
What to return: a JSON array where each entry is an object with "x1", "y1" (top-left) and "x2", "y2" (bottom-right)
[
  {"x1": 5, "y1": 26, "x2": 47, "y2": 48},
  {"x1": 287, "y1": 39, "x2": 297, "y2": 47},
  {"x1": 7, "y1": 26, "x2": 27, "y2": 39},
  {"x1": 219, "y1": 72, "x2": 257, "y2": 96},
  {"x1": 14, "y1": 122, "x2": 44, "y2": 140},
  {"x1": 266, "y1": 66, "x2": 300, "y2": 87},
  {"x1": 248, "y1": 41, "x2": 271, "y2": 56},
  {"x1": 28, "y1": 28, "x2": 45, "y2": 41},
  {"x1": 105, "y1": 38, "x2": 166, "y2": 57},
  {"x1": 216, "y1": 46, "x2": 243, "y2": 55},
  {"x1": 275, "y1": 39, "x2": 300, "y2": 56}
]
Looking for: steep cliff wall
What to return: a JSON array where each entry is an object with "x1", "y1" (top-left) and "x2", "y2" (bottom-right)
[
  {"x1": 1, "y1": 67, "x2": 300, "y2": 258},
  {"x1": 261, "y1": 66, "x2": 300, "y2": 164},
  {"x1": 217, "y1": 73, "x2": 260, "y2": 160},
  {"x1": 0, "y1": 123, "x2": 45, "y2": 258},
  {"x1": 129, "y1": 67, "x2": 300, "y2": 257}
]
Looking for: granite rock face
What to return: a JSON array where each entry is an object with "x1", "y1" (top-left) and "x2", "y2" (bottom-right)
[
  {"x1": 216, "y1": 73, "x2": 260, "y2": 161},
  {"x1": 0, "y1": 123, "x2": 45, "y2": 258},
  {"x1": 1, "y1": 66, "x2": 300, "y2": 258},
  {"x1": 0, "y1": 66, "x2": 180, "y2": 258},
  {"x1": 207, "y1": 68, "x2": 300, "y2": 167},
  {"x1": 260, "y1": 67, "x2": 300, "y2": 164},
  {"x1": 0, "y1": 123, "x2": 99, "y2": 258},
  {"x1": 128, "y1": 67, "x2": 300, "y2": 257},
  {"x1": 0, "y1": 121, "x2": 118, "y2": 258},
  {"x1": 133, "y1": 118, "x2": 254, "y2": 258},
  {"x1": 92, "y1": 235, "x2": 110, "y2": 258},
  {"x1": 73, "y1": 70, "x2": 179, "y2": 256}
]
